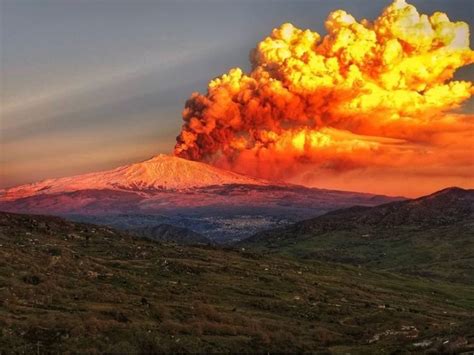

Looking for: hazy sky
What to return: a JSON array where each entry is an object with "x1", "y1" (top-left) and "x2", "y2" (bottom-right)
[{"x1": 1, "y1": 0, "x2": 473, "y2": 188}]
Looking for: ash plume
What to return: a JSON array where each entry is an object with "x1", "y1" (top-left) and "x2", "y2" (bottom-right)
[{"x1": 174, "y1": 0, "x2": 473, "y2": 192}]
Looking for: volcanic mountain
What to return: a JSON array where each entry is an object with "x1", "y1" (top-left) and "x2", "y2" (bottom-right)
[
  {"x1": 0, "y1": 154, "x2": 266, "y2": 201},
  {"x1": 0, "y1": 154, "x2": 402, "y2": 242}
]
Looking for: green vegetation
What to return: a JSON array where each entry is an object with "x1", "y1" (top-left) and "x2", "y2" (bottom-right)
[
  {"x1": 243, "y1": 223, "x2": 474, "y2": 283},
  {"x1": 0, "y1": 212, "x2": 473, "y2": 353},
  {"x1": 241, "y1": 188, "x2": 474, "y2": 284}
]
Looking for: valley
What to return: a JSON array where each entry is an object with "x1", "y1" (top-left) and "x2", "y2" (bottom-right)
[{"x1": 0, "y1": 211, "x2": 473, "y2": 353}]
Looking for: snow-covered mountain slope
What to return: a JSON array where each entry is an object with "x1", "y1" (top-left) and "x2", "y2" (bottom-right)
[
  {"x1": 0, "y1": 154, "x2": 266, "y2": 201},
  {"x1": 0, "y1": 154, "x2": 404, "y2": 242}
]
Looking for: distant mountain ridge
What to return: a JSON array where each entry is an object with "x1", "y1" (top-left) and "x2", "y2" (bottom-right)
[
  {"x1": 241, "y1": 187, "x2": 474, "y2": 283},
  {"x1": 300, "y1": 187, "x2": 473, "y2": 229},
  {"x1": 244, "y1": 187, "x2": 473, "y2": 237}
]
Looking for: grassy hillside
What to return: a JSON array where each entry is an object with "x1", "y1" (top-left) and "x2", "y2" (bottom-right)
[
  {"x1": 241, "y1": 188, "x2": 474, "y2": 284},
  {"x1": 0, "y1": 211, "x2": 473, "y2": 353},
  {"x1": 134, "y1": 223, "x2": 212, "y2": 245}
]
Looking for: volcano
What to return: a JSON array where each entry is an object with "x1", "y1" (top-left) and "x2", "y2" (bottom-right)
[
  {"x1": 0, "y1": 154, "x2": 266, "y2": 201},
  {"x1": 0, "y1": 155, "x2": 402, "y2": 242}
]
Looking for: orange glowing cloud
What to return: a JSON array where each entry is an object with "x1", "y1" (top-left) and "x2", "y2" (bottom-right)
[{"x1": 174, "y1": 0, "x2": 474, "y2": 196}]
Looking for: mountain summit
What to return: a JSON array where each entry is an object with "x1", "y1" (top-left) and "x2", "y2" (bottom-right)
[
  {"x1": 0, "y1": 154, "x2": 401, "y2": 242},
  {"x1": 0, "y1": 154, "x2": 266, "y2": 201}
]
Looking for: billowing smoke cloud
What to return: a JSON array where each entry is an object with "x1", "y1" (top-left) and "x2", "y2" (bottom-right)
[{"x1": 174, "y1": 0, "x2": 474, "y2": 195}]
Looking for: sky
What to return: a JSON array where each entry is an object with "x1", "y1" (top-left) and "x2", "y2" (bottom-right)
[{"x1": 1, "y1": 0, "x2": 473, "y2": 194}]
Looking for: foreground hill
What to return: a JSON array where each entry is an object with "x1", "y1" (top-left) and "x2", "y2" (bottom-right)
[
  {"x1": 0, "y1": 211, "x2": 473, "y2": 353},
  {"x1": 241, "y1": 187, "x2": 474, "y2": 283},
  {"x1": 0, "y1": 155, "x2": 400, "y2": 243}
]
